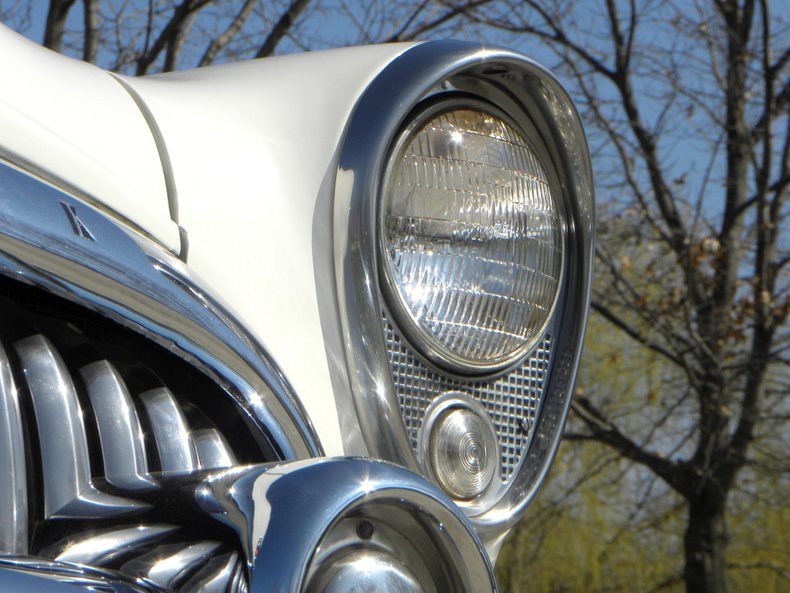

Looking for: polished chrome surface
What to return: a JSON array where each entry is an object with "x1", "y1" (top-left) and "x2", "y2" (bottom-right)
[
  {"x1": 141, "y1": 387, "x2": 199, "y2": 473},
  {"x1": 3, "y1": 458, "x2": 495, "y2": 593},
  {"x1": 15, "y1": 334, "x2": 89, "y2": 517},
  {"x1": 311, "y1": 550, "x2": 425, "y2": 593},
  {"x1": 181, "y1": 551, "x2": 240, "y2": 593},
  {"x1": 194, "y1": 428, "x2": 236, "y2": 469},
  {"x1": 0, "y1": 159, "x2": 321, "y2": 461},
  {"x1": 334, "y1": 40, "x2": 594, "y2": 543},
  {"x1": 80, "y1": 360, "x2": 156, "y2": 490},
  {"x1": 124, "y1": 541, "x2": 222, "y2": 590},
  {"x1": 0, "y1": 557, "x2": 166, "y2": 593},
  {"x1": 14, "y1": 335, "x2": 143, "y2": 518},
  {"x1": 0, "y1": 289, "x2": 270, "y2": 567},
  {"x1": 196, "y1": 458, "x2": 496, "y2": 593},
  {"x1": 53, "y1": 525, "x2": 178, "y2": 565},
  {"x1": 0, "y1": 341, "x2": 26, "y2": 554}
]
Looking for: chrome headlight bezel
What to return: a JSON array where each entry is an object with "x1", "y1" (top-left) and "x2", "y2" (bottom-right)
[
  {"x1": 334, "y1": 40, "x2": 594, "y2": 547},
  {"x1": 378, "y1": 94, "x2": 566, "y2": 375}
]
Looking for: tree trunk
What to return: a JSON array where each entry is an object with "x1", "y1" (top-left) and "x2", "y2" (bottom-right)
[
  {"x1": 683, "y1": 495, "x2": 728, "y2": 593},
  {"x1": 43, "y1": 0, "x2": 77, "y2": 52}
]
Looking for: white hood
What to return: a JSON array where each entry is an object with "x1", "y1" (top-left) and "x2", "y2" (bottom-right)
[{"x1": 0, "y1": 24, "x2": 179, "y2": 251}]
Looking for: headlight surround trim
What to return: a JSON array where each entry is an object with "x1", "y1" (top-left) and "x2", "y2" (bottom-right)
[{"x1": 333, "y1": 40, "x2": 594, "y2": 546}]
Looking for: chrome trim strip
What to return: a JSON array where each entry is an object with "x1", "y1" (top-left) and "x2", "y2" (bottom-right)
[
  {"x1": 334, "y1": 40, "x2": 594, "y2": 543},
  {"x1": 0, "y1": 557, "x2": 166, "y2": 593},
  {"x1": 111, "y1": 74, "x2": 180, "y2": 226},
  {"x1": 193, "y1": 428, "x2": 236, "y2": 470},
  {"x1": 80, "y1": 360, "x2": 157, "y2": 490},
  {"x1": 140, "y1": 387, "x2": 199, "y2": 473},
  {"x1": 0, "y1": 159, "x2": 322, "y2": 461},
  {"x1": 0, "y1": 146, "x2": 174, "y2": 256},
  {"x1": 0, "y1": 341, "x2": 26, "y2": 554},
  {"x1": 53, "y1": 525, "x2": 179, "y2": 566},
  {"x1": 15, "y1": 335, "x2": 144, "y2": 519}
]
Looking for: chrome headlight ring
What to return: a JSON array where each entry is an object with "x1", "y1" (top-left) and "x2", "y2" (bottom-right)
[{"x1": 334, "y1": 40, "x2": 594, "y2": 545}]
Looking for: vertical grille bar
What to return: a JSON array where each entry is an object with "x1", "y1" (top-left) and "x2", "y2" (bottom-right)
[
  {"x1": 123, "y1": 541, "x2": 223, "y2": 590},
  {"x1": 15, "y1": 335, "x2": 143, "y2": 518},
  {"x1": 140, "y1": 388, "x2": 199, "y2": 473},
  {"x1": 15, "y1": 335, "x2": 93, "y2": 518},
  {"x1": 182, "y1": 551, "x2": 240, "y2": 593},
  {"x1": 0, "y1": 341, "x2": 27, "y2": 553},
  {"x1": 80, "y1": 361, "x2": 156, "y2": 490},
  {"x1": 193, "y1": 428, "x2": 236, "y2": 470}
]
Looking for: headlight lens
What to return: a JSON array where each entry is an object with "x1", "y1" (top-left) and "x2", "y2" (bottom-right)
[{"x1": 380, "y1": 101, "x2": 564, "y2": 372}]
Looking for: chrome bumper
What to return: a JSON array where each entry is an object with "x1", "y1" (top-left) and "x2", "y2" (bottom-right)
[{"x1": 1, "y1": 458, "x2": 497, "y2": 593}]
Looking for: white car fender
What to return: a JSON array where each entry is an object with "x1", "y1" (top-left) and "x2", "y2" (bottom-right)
[{"x1": 119, "y1": 44, "x2": 416, "y2": 455}]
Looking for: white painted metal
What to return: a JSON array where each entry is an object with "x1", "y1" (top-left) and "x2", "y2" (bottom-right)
[
  {"x1": 120, "y1": 44, "x2": 415, "y2": 454},
  {"x1": 0, "y1": 24, "x2": 179, "y2": 251},
  {"x1": 0, "y1": 21, "x2": 418, "y2": 455}
]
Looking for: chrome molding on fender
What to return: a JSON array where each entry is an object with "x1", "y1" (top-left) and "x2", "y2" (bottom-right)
[{"x1": 334, "y1": 40, "x2": 594, "y2": 543}]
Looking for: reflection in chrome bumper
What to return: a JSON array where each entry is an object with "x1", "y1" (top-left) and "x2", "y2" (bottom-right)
[
  {"x1": 0, "y1": 557, "x2": 168, "y2": 592},
  {"x1": 198, "y1": 458, "x2": 497, "y2": 593},
  {"x1": 2, "y1": 458, "x2": 497, "y2": 593}
]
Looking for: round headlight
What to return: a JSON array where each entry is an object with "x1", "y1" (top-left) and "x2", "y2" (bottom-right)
[{"x1": 380, "y1": 99, "x2": 564, "y2": 372}]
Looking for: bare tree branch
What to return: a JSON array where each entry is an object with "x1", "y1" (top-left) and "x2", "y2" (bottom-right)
[
  {"x1": 198, "y1": 0, "x2": 257, "y2": 67},
  {"x1": 384, "y1": 0, "x2": 430, "y2": 42},
  {"x1": 255, "y1": 0, "x2": 312, "y2": 58},
  {"x1": 569, "y1": 396, "x2": 693, "y2": 497},
  {"x1": 591, "y1": 301, "x2": 687, "y2": 368},
  {"x1": 135, "y1": 0, "x2": 213, "y2": 75},
  {"x1": 164, "y1": 8, "x2": 196, "y2": 72},
  {"x1": 384, "y1": 0, "x2": 494, "y2": 42}
]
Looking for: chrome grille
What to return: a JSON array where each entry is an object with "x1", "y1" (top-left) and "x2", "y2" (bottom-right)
[
  {"x1": 0, "y1": 280, "x2": 268, "y2": 592},
  {"x1": 383, "y1": 315, "x2": 553, "y2": 482}
]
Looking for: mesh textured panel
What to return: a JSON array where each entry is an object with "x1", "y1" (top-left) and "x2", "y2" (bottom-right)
[{"x1": 383, "y1": 315, "x2": 552, "y2": 482}]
